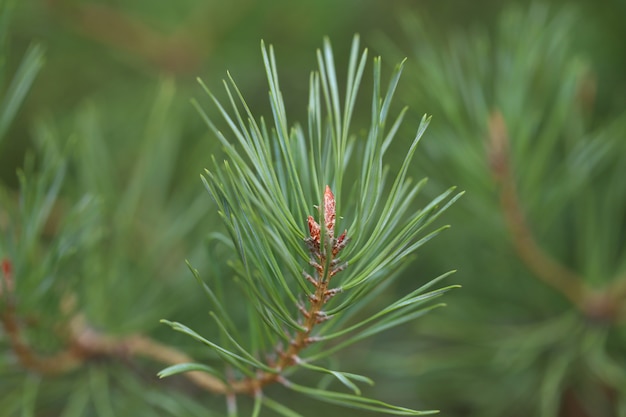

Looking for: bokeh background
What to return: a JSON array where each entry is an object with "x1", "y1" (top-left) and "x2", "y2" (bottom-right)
[{"x1": 2, "y1": 0, "x2": 626, "y2": 416}]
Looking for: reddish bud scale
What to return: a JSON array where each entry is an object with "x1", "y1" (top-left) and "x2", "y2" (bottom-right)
[
  {"x1": 323, "y1": 185, "x2": 336, "y2": 238},
  {"x1": 307, "y1": 216, "x2": 321, "y2": 244},
  {"x1": 306, "y1": 186, "x2": 349, "y2": 270},
  {"x1": 332, "y1": 230, "x2": 348, "y2": 256}
]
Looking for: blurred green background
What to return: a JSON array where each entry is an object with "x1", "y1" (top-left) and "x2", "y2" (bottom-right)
[
  {"x1": 2, "y1": 0, "x2": 626, "y2": 416},
  {"x1": 4, "y1": 0, "x2": 624, "y2": 179}
]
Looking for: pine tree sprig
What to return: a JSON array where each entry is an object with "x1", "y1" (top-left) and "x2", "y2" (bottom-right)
[
  {"x1": 159, "y1": 35, "x2": 459, "y2": 415},
  {"x1": 378, "y1": 4, "x2": 626, "y2": 415},
  {"x1": 1, "y1": 21, "x2": 457, "y2": 413},
  {"x1": 487, "y1": 110, "x2": 587, "y2": 307}
]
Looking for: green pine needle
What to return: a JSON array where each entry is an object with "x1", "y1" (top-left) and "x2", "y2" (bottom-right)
[{"x1": 164, "y1": 35, "x2": 459, "y2": 415}]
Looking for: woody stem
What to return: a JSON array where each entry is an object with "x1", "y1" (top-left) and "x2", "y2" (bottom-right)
[
  {"x1": 488, "y1": 111, "x2": 589, "y2": 309},
  {"x1": 230, "y1": 245, "x2": 337, "y2": 395}
]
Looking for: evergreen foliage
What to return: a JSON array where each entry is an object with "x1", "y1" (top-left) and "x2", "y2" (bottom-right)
[
  {"x1": 1, "y1": 3, "x2": 458, "y2": 413},
  {"x1": 381, "y1": 4, "x2": 626, "y2": 416},
  {"x1": 1, "y1": 3, "x2": 216, "y2": 415},
  {"x1": 3, "y1": 1, "x2": 624, "y2": 416},
  {"x1": 160, "y1": 35, "x2": 460, "y2": 416}
]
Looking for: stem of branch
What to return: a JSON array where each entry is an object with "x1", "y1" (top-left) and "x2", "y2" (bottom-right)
[
  {"x1": 487, "y1": 111, "x2": 588, "y2": 309},
  {"x1": 1, "y1": 297, "x2": 229, "y2": 393},
  {"x1": 1, "y1": 187, "x2": 347, "y2": 397},
  {"x1": 226, "y1": 186, "x2": 347, "y2": 395}
]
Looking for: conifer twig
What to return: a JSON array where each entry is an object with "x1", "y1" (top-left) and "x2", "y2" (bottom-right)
[
  {"x1": 487, "y1": 111, "x2": 588, "y2": 309},
  {"x1": 218, "y1": 186, "x2": 349, "y2": 395},
  {"x1": 1, "y1": 258, "x2": 229, "y2": 392},
  {"x1": 66, "y1": 314, "x2": 230, "y2": 393},
  {"x1": 487, "y1": 111, "x2": 626, "y2": 321},
  {"x1": 1, "y1": 188, "x2": 348, "y2": 396},
  {"x1": 1, "y1": 311, "x2": 231, "y2": 393},
  {"x1": 45, "y1": 0, "x2": 201, "y2": 74},
  {"x1": 0, "y1": 299, "x2": 82, "y2": 374}
]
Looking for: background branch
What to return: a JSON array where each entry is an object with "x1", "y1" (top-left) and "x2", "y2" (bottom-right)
[
  {"x1": 487, "y1": 111, "x2": 625, "y2": 322},
  {"x1": 487, "y1": 111, "x2": 588, "y2": 309},
  {"x1": 1, "y1": 282, "x2": 229, "y2": 393}
]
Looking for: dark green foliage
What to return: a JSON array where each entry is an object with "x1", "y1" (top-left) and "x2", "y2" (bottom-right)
[
  {"x1": 380, "y1": 4, "x2": 626, "y2": 416},
  {"x1": 2, "y1": 1, "x2": 625, "y2": 416},
  {"x1": 161, "y1": 36, "x2": 459, "y2": 415},
  {"x1": 1, "y1": 6, "x2": 458, "y2": 416}
]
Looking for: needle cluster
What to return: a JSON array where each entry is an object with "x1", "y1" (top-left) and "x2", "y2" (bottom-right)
[{"x1": 158, "y1": 35, "x2": 460, "y2": 416}]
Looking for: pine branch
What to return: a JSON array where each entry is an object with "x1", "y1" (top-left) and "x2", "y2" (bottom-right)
[
  {"x1": 159, "y1": 36, "x2": 459, "y2": 415},
  {"x1": 1, "y1": 25, "x2": 457, "y2": 414},
  {"x1": 487, "y1": 110, "x2": 624, "y2": 322},
  {"x1": 0, "y1": 268, "x2": 230, "y2": 393},
  {"x1": 2, "y1": 219, "x2": 220, "y2": 406},
  {"x1": 211, "y1": 186, "x2": 349, "y2": 396},
  {"x1": 368, "y1": 4, "x2": 626, "y2": 416},
  {"x1": 487, "y1": 111, "x2": 588, "y2": 308}
]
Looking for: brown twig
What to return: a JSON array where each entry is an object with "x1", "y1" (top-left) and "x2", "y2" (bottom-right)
[
  {"x1": 44, "y1": 0, "x2": 255, "y2": 76},
  {"x1": 1, "y1": 257, "x2": 228, "y2": 391},
  {"x1": 1, "y1": 304, "x2": 82, "y2": 374},
  {"x1": 487, "y1": 111, "x2": 588, "y2": 309},
  {"x1": 68, "y1": 313, "x2": 231, "y2": 393},
  {"x1": 44, "y1": 1, "x2": 203, "y2": 75},
  {"x1": 1, "y1": 302, "x2": 229, "y2": 393},
  {"x1": 220, "y1": 186, "x2": 348, "y2": 395},
  {"x1": 1, "y1": 186, "x2": 348, "y2": 397},
  {"x1": 486, "y1": 111, "x2": 626, "y2": 322}
]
